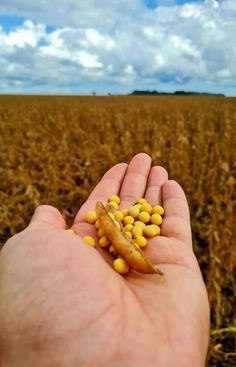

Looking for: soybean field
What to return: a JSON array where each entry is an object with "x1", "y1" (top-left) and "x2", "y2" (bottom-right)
[{"x1": 0, "y1": 95, "x2": 235, "y2": 366}]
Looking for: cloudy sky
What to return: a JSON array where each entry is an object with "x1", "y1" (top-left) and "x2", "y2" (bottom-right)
[{"x1": 0, "y1": 0, "x2": 236, "y2": 95}]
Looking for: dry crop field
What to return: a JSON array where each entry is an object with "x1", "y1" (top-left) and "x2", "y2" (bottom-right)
[{"x1": 0, "y1": 95, "x2": 235, "y2": 366}]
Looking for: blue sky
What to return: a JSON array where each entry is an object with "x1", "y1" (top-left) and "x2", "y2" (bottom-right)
[
  {"x1": 0, "y1": 0, "x2": 236, "y2": 96},
  {"x1": 144, "y1": 0, "x2": 204, "y2": 9}
]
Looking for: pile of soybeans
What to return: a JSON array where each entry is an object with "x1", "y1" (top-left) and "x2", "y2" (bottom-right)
[{"x1": 80, "y1": 195, "x2": 164, "y2": 275}]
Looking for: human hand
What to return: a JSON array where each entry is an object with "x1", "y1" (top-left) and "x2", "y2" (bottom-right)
[{"x1": 0, "y1": 153, "x2": 210, "y2": 367}]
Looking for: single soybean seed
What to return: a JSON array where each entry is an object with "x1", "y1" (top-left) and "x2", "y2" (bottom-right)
[
  {"x1": 129, "y1": 206, "x2": 140, "y2": 218},
  {"x1": 152, "y1": 205, "x2": 164, "y2": 215},
  {"x1": 123, "y1": 216, "x2": 135, "y2": 225},
  {"x1": 134, "y1": 236, "x2": 147, "y2": 248},
  {"x1": 99, "y1": 236, "x2": 110, "y2": 247},
  {"x1": 150, "y1": 213, "x2": 163, "y2": 225},
  {"x1": 134, "y1": 221, "x2": 146, "y2": 229},
  {"x1": 109, "y1": 195, "x2": 120, "y2": 204},
  {"x1": 66, "y1": 228, "x2": 74, "y2": 234},
  {"x1": 132, "y1": 226, "x2": 143, "y2": 237},
  {"x1": 124, "y1": 223, "x2": 133, "y2": 232},
  {"x1": 83, "y1": 236, "x2": 96, "y2": 247},
  {"x1": 141, "y1": 203, "x2": 152, "y2": 214},
  {"x1": 109, "y1": 201, "x2": 119, "y2": 210},
  {"x1": 137, "y1": 198, "x2": 147, "y2": 205},
  {"x1": 144, "y1": 224, "x2": 160, "y2": 237},
  {"x1": 86, "y1": 211, "x2": 97, "y2": 224},
  {"x1": 138, "y1": 211, "x2": 150, "y2": 224},
  {"x1": 98, "y1": 228, "x2": 104, "y2": 237},
  {"x1": 113, "y1": 257, "x2": 130, "y2": 274},
  {"x1": 95, "y1": 220, "x2": 101, "y2": 229}
]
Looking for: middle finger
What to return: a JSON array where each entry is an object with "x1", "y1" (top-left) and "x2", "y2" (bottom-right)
[{"x1": 119, "y1": 153, "x2": 152, "y2": 210}]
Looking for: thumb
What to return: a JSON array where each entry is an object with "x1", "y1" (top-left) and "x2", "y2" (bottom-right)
[{"x1": 28, "y1": 205, "x2": 67, "y2": 230}]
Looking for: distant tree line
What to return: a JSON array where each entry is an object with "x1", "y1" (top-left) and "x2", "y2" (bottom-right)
[{"x1": 130, "y1": 90, "x2": 225, "y2": 96}]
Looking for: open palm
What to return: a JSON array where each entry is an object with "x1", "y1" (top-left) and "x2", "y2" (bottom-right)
[{"x1": 0, "y1": 153, "x2": 210, "y2": 367}]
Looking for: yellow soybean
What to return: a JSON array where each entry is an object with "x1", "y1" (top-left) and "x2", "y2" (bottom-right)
[
  {"x1": 138, "y1": 211, "x2": 150, "y2": 224},
  {"x1": 150, "y1": 214, "x2": 163, "y2": 225},
  {"x1": 95, "y1": 220, "x2": 101, "y2": 229},
  {"x1": 128, "y1": 206, "x2": 140, "y2": 218},
  {"x1": 98, "y1": 228, "x2": 104, "y2": 237},
  {"x1": 109, "y1": 195, "x2": 120, "y2": 204},
  {"x1": 152, "y1": 205, "x2": 164, "y2": 215},
  {"x1": 113, "y1": 258, "x2": 130, "y2": 274},
  {"x1": 134, "y1": 221, "x2": 146, "y2": 229},
  {"x1": 99, "y1": 236, "x2": 110, "y2": 247},
  {"x1": 141, "y1": 203, "x2": 152, "y2": 214},
  {"x1": 83, "y1": 236, "x2": 96, "y2": 247},
  {"x1": 144, "y1": 225, "x2": 160, "y2": 237},
  {"x1": 137, "y1": 198, "x2": 147, "y2": 204},
  {"x1": 124, "y1": 223, "x2": 133, "y2": 232},
  {"x1": 124, "y1": 216, "x2": 135, "y2": 225},
  {"x1": 86, "y1": 211, "x2": 97, "y2": 224},
  {"x1": 109, "y1": 201, "x2": 119, "y2": 210},
  {"x1": 132, "y1": 226, "x2": 143, "y2": 237},
  {"x1": 134, "y1": 236, "x2": 147, "y2": 248}
]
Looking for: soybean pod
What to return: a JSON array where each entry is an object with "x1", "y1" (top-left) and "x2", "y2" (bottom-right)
[{"x1": 96, "y1": 201, "x2": 164, "y2": 275}]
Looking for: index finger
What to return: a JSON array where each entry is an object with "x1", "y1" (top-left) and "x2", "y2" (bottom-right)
[{"x1": 74, "y1": 163, "x2": 128, "y2": 224}]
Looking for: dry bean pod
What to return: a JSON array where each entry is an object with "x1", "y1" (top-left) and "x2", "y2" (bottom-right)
[{"x1": 96, "y1": 201, "x2": 163, "y2": 275}]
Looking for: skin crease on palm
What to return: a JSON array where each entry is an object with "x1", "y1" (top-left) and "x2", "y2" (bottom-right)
[{"x1": 0, "y1": 153, "x2": 210, "y2": 367}]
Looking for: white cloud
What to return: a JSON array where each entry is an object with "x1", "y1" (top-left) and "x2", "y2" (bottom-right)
[
  {"x1": 0, "y1": 0, "x2": 236, "y2": 94},
  {"x1": 107, "y1": 64, "x2": 114, "y2": 73},
  {"x1": 85, "y1": 29, "x2": 115, "y2": 50},
  {"x1": 180, "y1": 4, "x2": 202, "y2": 18},
  {"x1": 77, "y1": 51, "x2": 102, "y2": 68},
  {"x1": 0, "y1": 0, "x2": 140, "y2": 29},
  {"x1": 0, "y1": 20, "x2": 45, "y2": 48},
  {"x1": 217, "y1": 68, "x2": 231, "y2": 79},
  {"x1": 124, "y1": 64, "x2": 135, "y2": 75},
  {"x1": 221, "y1": 0, "x2": 236, "y2": 11}
]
